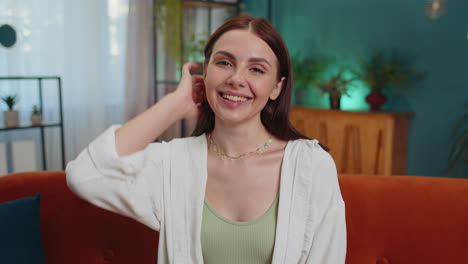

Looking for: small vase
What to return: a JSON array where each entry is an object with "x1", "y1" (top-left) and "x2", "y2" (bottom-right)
[
  {"x1": 329, "y1": 93, "x2": 342, "y2": 110},
  {"x1": 366, "y1": 91, "x2": 387, "y2": 111},
  {"x1": 30, "y1": 114, "x2": 43, "y2": 126},
  {"x1": 4, "y1": 110, "x2": 19, "y2": 127}
]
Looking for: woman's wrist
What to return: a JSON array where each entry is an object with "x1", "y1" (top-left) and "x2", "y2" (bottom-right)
[{"x1": 164, "y1": 91, "x2": 193, "y2": 120}]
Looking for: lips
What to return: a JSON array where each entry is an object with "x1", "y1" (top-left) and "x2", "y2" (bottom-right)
[
  {"x1": 221, "y1": 93, "x2": 249, "y2": 102},
  {"x1": 217, "y1": 92, "x2": 252, "y2": 109},
  {"x1": 219, "y1": 91, "x2": 253, "y2": 102}
]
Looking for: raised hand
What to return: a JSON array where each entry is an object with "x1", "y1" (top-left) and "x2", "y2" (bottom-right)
[
  {"x1": 115, "y1": 62, "x2": 207, "y2": 155},
  {"x1": 174, "y1": 62, "x2": 206, "y2": 120}
]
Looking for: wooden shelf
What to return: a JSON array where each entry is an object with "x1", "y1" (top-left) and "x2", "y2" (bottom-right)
[
  {"x1": 0, "y1": 76, "x2": 65, "y2": 172},
  {"x1": 0, "y1": 123, "x2": 61, "y2": 131}
]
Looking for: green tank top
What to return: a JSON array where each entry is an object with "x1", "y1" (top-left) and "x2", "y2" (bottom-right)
[{"x1": 201, "y1": 195, "x2": 279, "y2": 264}]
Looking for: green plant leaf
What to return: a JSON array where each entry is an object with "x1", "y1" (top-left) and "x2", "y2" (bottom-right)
[
  {"x1": 354, "y1": 50, "x2": 426, "y2": 92},
  {"x1": 1, "y1": 94, "x2": 17, "y2": 110},
  {"x1": 154, "y1": 0, "x2": 182, "y2": 65},
  {"x1": 291, "y1": 53, "x2": 329, "y2": 89},
  {"x1": 446, "y1": 104, "x2": 468, "y2": 178}
]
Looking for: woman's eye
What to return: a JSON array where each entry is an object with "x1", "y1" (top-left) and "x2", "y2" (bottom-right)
[
  {"x1": 251, "y1": 67, "x2": 265, "y2": 74},
  {"x1": 216, "y1": 60, "x2": 231, "y2": 67}
]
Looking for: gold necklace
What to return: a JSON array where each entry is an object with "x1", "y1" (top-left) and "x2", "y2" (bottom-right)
[{"x1": 208, "y1": 133, "x2": 273, "y2": 161}]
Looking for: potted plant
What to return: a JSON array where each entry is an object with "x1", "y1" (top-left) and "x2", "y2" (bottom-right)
[
  {"x1": 1, "y1": 95, "x2": 19, "y2": 127},
  {"x1": 353, "y1": 50, "x2": 427, "y2": 111},
  {"x1": 30, "y1": 105, "x2": 42, "y2": 126},
  {"x1": 291, "y1": 54, "x2": 328, "y2": 106},
  {"x1": 315, "y1": 69, "x2": 357, "y2": 110},
  {"x1": 445, "y1": 103, "x2": 467, "y2": 178}
]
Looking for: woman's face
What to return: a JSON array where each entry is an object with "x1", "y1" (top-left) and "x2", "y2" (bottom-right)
[{"x1": 203, "y1": 29, "x2": 285, "y2": 126}]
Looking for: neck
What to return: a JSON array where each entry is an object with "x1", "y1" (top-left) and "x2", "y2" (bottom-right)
[{"x1": 209, "y1": 116, "x2": 272, "y2": 157}]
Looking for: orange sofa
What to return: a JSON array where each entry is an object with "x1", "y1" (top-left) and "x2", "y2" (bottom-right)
[{"x1": 0, "y1": 171, "x2": 467, "y2": 263}]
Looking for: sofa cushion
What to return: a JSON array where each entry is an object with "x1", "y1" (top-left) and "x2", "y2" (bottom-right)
[{"x1": 0, "y1": 193, "x2": 46, "y2": 264}]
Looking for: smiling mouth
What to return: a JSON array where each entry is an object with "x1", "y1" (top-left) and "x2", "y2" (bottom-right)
[{"x1": 220, "y1": 92, "x2": 251, "y2": 102}]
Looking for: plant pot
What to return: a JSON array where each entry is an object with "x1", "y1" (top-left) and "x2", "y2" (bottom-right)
[
  {"x1": 329, "y1": 93, "x2": 342, "y2": 110},
  {"x1": 366, "y1": 91, "x2": 387, "y2": 111},
  {"x1": 4, "y1": 110, "x2": 19, "y2": 127},
  {"x1": 30, "y1": 114, "x2": 43, "y2": 126}
]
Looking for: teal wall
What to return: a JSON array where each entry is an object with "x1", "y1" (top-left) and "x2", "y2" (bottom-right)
[{"x1": 244, "y1": 0, "x2": 468, "y2": 177}]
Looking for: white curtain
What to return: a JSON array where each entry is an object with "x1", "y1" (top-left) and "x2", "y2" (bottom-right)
[
  {"x1": 0, "y1": 0, "x2": 153, "y2": 173},
  {"x1": 124, "y1": 0, "x2": 154, "y2": 121}
]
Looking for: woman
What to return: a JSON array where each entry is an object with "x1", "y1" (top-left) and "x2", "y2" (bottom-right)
[{"x1": 66, "y1": 16, "x2": 346, "y2": 263}]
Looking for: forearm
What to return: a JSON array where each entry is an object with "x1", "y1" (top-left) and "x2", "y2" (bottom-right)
[
  {"x1": 66, "y1": 136, "x2": 163, "y2": 231},
  {"x1": 115, "y1": 92, "x2": 187, "y2": 156}
]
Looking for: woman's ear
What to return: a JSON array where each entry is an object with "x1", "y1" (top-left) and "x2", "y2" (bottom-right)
[
  {"x1": 203, "y1": 62, "x2": 207, "y2": 79},
  {"x1": 269, "y1": 77, "x2": 286, "y2": 100}
]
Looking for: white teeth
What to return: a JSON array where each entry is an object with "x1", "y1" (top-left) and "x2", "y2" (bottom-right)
[{"x1": 222, "y1": 93, "x2": 248, "y2": 102}]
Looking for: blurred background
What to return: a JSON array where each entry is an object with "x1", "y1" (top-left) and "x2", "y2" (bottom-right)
[{"x1": 0, "y1": 0, "x2": 466, "y2": 177}]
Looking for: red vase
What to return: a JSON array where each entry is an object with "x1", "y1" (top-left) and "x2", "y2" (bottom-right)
[{"x1": 365, "y1": 91, "x2": 387, "y2": 111}]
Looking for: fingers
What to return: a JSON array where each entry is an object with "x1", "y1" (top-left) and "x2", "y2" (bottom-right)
[
  {"x1": 182, "y1": 62, "x2": 204, "y2": 87},
  {"x1": 192, "y1": 74, "x2": 205, "y2": 93},
  {"x1": 180, "y1": 62, "x2": 207, "y2": 107},
  {"x1": 182, "y1": 62, "x2": 201, "y2": 78}
]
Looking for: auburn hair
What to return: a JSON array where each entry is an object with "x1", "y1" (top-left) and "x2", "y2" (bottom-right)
[{"x1": 191, "y1": 15, "x2": 315, "y2": 144}]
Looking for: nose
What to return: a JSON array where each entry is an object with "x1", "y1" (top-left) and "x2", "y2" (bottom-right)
[{"x1": 226, "y1": 68, "x2": 247, "y2": 88}]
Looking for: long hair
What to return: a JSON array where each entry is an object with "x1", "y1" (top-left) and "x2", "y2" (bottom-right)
[{"x1": 191, "y1": 16, "x2": 310, "y2": 142}]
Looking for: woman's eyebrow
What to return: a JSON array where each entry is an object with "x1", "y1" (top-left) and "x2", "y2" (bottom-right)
[
  {"x1": 214, "y1": 50, "x2": 271, "y2": 67},
  {"x1": 249, "y1": 57, "x2": 271, "y2": 67},
  {"x1": 214, "y1": 50, "x2": 236, "y2": 60}
]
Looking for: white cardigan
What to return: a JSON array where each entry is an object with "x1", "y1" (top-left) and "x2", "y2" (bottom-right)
[{"x1": 66, "y1": 126, "x2": 346, "y2": 264}]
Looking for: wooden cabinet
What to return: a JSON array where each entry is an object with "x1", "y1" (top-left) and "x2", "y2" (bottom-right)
[{"x1": 289, "y1": 107, "x2": 413, "y2": 176}]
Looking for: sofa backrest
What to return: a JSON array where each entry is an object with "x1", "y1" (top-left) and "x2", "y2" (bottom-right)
[
  {"x1": 0, "y1": 171, "x2": 158, "y2": 264},
  {"x1": 340, "y1": 174, "x2": 468, "y2": 264},
  {"x1": 1, "y1": 171, "x2": 467, "y2": 263}
]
